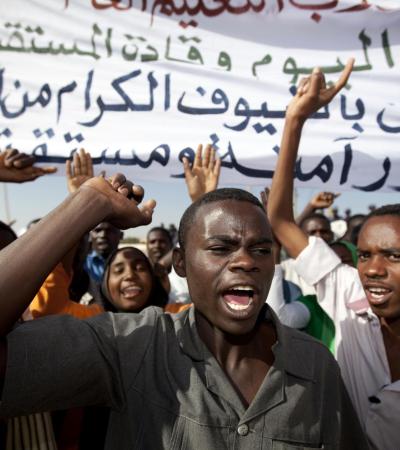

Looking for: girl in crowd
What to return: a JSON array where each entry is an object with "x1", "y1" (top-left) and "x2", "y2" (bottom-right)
[{"x1": 30, "y1": 246, "x2": 187, "y2": 320}]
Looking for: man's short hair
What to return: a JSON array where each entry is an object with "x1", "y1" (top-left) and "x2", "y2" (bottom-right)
[
  {"x1": 178, "y1": 188, "x2": 265, "y2": 250},
  {"x1": 147, "y1": 227, "x2": 172, "y2": 244},
  {"x1": 299, "y1": 213, "x2": 330, "y2": 230},
  {"x1": 364, "y1": 204, "x2": 400, "y2": 224}
]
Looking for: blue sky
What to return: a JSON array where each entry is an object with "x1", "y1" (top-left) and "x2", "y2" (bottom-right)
[{"x1": 1, "y1": 172, "x2": 399, "y2": 240}]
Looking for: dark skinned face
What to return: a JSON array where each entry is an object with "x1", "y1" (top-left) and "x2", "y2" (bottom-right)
[
  {"x1": 302, "y1": 217, "x2": 333, "y2": 243},
  {"x1": 147, "y1": 230, "x2": 172, "y2": 264},
  {"x1": 331, "y1": 243, "x2": 355, "y2": 267},
  {"x1": 107, "y1": 248, "x2": 153, "y2": 312},
  {"x1": 177, "y1": 200, "x2": 275, "y2": 336},
  {"x1": 90, "y1": 222, "x2": 122, "y2": 258},
  {"x1": 357, "y1": 215, "x2": 400, "y2": 322}
]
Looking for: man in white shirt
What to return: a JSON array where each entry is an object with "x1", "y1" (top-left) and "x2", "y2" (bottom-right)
[{"x1": 267, "y1": 59, "x2": 400, "y2": 450}]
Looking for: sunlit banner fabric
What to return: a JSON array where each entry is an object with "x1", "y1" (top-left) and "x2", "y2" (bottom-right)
[{"x1": 0, "y1": 0, "x2": 399, "y2": 191}]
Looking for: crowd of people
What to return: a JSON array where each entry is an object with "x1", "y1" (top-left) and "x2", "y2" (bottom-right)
[{"x1": 0, "y1": 59, "x2": 398, "y2": 450}]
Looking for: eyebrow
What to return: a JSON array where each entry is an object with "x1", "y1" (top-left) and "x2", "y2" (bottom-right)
[
  {"x1": 207, "y1": 235, "x2": 273, "y2": 245},
  {"x1": 381, "y1": 248, "x2": 400, "y2": 254},
  {"x1": 357, "y1": 248, "x2": 400, "y2": 253}
]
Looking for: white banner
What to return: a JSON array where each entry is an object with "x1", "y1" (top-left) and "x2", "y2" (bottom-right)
[{"x1": 0, "y1": 0, "x2": 399, "y2": 191}]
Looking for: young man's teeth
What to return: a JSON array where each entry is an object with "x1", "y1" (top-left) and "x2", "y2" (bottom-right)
[
  {"x1": 228, "y1": 298, "x2": 253, "y2": 310},
  {"x1": 232, "y1": 286, "x2": 254, "y2": 295},
  {"x1": 368, "y1": 287, "x2": 390, "y2": 298}
]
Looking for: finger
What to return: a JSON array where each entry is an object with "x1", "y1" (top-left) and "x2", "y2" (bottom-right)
[
  {"x1": 110, "y1": 173, "x2": 126, "y2": 189},
  {"x1": 138, "y1": 199, "x2": 157, "y2": 225},
  {"x1": 73, "y1": 151, "x2": 81, "y2": 176},
  {"x1": 86, "y1": 152, "x2": 94, "y2": 178},
  {"x1": 12, "y1": 154, "x2": 36, "y2": 169},
  {"x1": 193, "y1": 144, "x2": 203, "y2": 168},
  {"x1": 117, "y1": 180, "x2": 134, "y2": 198},
  {"x1": 309, "y1": 67, "x2": 323, "y2": 97},
  {"x1": 182, "y1": 157, "x2": 194, "y2": 181},
  {"x1": 131, "y1": 184, "x2": 144, "y2": 203},
  {"x1": 209, "y1": 146, "x2": 217, "y2": 171},
  {"x1": 79, "y1": 148, "x2": 88, "y2": 175},
  {"x1": 333, "y1": 58, "x2": 354, "y2": 94},
  {"x1": 260, "y1": 190, "x2": 266, "y2": 206},
  {"x1": 4, "y1": 149, "x2": 19, "y2": 167},
  {"x1": 40, "y1": 166, "x2": 57, "y2": 174},
  {"x1": 66, "y1": 159, "x2": 72, "y2": 179},
  {"x1": 261, "y1": 187, "x2": 270, "y2": 206},
  {"x1": 203, "y1": 144, "x2": 212, "y2": 169},
  {"x1": 297, "y1": 77, "x2": 309, "y2": 96},
  {"x1": 213, "y1": 157, "x2": 221, "y2": 178}
]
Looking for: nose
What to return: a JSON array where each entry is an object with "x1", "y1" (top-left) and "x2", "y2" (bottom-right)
[
  {"x1": 364, "y1": 255, "x2": 387, "y2": 279},
  {"x1": 124, "y1": 266, "x2": 139, "y2": 280},
  {"x1": 228, "y1": 248, "x2": 258, "y2": 272}
]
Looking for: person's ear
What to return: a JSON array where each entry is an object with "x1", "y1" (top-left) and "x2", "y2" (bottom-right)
[{"x1": 172, "y1": 247, "x2": 186, "y2": 277}]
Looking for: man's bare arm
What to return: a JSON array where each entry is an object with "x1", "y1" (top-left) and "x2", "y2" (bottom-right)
[
  {"x1": 0, "y1": 174, "x2": 155, "y2": 337},
  {"x1": 267, "y1": 60, "x2": 354, "y2": 258}
]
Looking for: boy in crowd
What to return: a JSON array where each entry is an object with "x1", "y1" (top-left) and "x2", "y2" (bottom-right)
[
  {"x1": 0, "y1": 175, "x2": 365, "y2": 446},
  {"x1": 267, "y1": 59, "x2": 399, "y2": 449}
]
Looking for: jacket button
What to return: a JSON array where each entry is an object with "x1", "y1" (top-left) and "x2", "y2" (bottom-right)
[{"x1": 237, "y1": 424, "x2": 249, "y2": 436}]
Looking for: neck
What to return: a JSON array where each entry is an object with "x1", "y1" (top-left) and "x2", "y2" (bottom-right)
[
  {"x1": 380, "y1": 315, "x2": 400, "y2": 336},
  {"x1": 195, "y1": 309, "x2": 275, "y2": 370}
]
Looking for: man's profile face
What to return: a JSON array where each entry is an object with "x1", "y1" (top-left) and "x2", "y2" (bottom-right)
[
  {"x1": 302, "y1": 217, "x2": 333, "y2": 243},
  {"x1": 357, "y1": 215, "x2": 400, "y2": 321},
  {"x1": 147, "y1": 230, "x2": 172, "y2": 264},
  {"x1": 182, "y1": 200, "x2": 275, "y2": 336},
  {"x1": 90, "y1": 222, "x2": 122, "y2": 258}
]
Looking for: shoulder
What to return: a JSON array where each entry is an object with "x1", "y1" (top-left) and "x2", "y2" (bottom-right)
[{"x1": 280, "y1": 325, "x2": 340, "y2": 379}]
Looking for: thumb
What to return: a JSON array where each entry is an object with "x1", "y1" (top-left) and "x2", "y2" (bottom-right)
[{"x1": 139, "y1": 199, "x2": 156, "y2": 225}]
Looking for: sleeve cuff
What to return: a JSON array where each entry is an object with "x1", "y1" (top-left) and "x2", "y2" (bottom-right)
[{"x1": 293, "y1": 236, "x2": 341, "y2": 286}]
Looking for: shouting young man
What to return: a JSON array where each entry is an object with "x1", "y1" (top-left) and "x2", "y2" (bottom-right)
[{"x1": 267, "y1": 59, "x2": 400, "y2": 450}]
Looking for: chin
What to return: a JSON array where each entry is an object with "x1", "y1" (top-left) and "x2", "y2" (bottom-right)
[
  {"x1": 217, "y1": 317, "x2": 260, "y2": 337},
  {"x1": 370, "y1": 305, "x2": 400, "y2": 322}
]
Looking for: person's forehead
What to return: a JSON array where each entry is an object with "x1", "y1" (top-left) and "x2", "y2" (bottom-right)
[
  {"x1": 304, "y1": 218, "x2": 330, "y2": 230},
  {"x1": 192, "y1": 199, "x2": 270, "y2": 236},
  {"x1": 359, "y1": 215, "x2": 400, "y2": 248},
  {"x1": 148, "y1": 230, "x2": 169, "y2": 240},
  {"x1": 112, "y1": 248, "x2": 147, "y2": 264},
  {"x1": 93, "y1": 222, "x2": 113, "y2": 231}
]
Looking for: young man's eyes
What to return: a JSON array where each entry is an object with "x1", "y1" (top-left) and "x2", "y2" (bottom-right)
[
  {"x1": 357, "y1": 252, "x2": 369, "y2": 261},
  {"x1": 357, "y1": 252, "x2": 400, "y2": 262},
  {"x1": 207, "y1": 246, "x2": 271, "y2": 255},
  {"x1": 208, "y1": 246, "x2": 230, "y2": 253},
  {"x1": 252, "y1": 247, "x2": 272, "y2": 255}
]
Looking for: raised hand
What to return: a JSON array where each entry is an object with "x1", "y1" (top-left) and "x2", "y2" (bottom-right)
[
  {"x1": 81, "y1": 173, "x2": 156, "y2": 230},
  {"x1": 310, "y1": 192, "x2": 340, "y2": 210},
  {"x1": 0, "y1": 149, "x2": 57, "y2": 183},
  {"x1": 183, "y1": 144, "x2": 221, "y2": 202},
  {"x1": 66, "y1": 148, "x2": 94, "y2": 193},
  {"x1": 286, "y1": 58, "x2": 354, "y2": 123}
]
